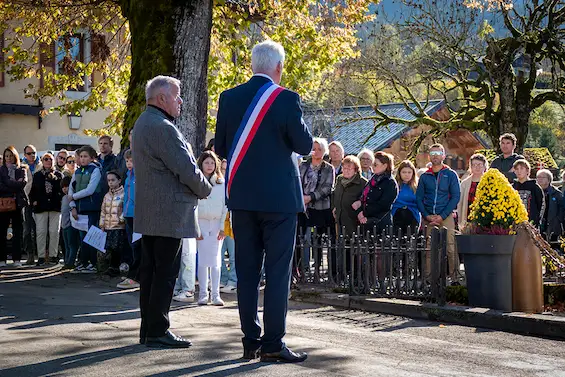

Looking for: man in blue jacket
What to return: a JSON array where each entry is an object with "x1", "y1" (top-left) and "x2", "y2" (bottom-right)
[
  {"x1": 416, "y1": 143, "x2": 461, "y2": 281},
  {"x1": 215, "y1": 40, "x2": 313, "y2": 363}
]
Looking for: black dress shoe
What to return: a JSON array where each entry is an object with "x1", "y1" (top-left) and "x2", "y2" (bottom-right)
[
  {"x1": 139, "y1": 337, "x2": 146, "y2": 345},
  {"x1": 242, "y1": 347, "x2": 261, "y2": 360},
  {"x1": 260, "y1": 346, "x2": 307, "y2": 363},
  {"x1": 145, "y1": 330, "x2": 192, "y2": 348}
]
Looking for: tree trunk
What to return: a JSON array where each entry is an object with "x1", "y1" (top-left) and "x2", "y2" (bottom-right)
[
  {"x1": 173, "y1": 0, "x2": 213, "y2": 155},
  {"x1": 119, "y1": 0, "x2": 212, "y2": 154}
]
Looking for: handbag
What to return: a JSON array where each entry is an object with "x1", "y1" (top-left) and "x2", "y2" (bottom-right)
[{"x1": 0, "y1": 197, "x2": 16, "y2": 213}]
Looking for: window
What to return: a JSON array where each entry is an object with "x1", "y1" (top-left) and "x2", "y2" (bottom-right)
[{"x1": 56, "y1": 34, "x2": 86, "y2": 92}]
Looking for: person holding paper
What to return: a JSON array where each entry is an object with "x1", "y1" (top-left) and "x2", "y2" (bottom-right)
[
  {"x1": 99, "y1": 171, "x2": 126, "y2": 277},
  {"x1": 133, "y1": 75, "x2": 212, "y2": 349}
]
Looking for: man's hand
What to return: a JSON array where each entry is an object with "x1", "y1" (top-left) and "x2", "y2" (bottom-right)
[
  {"x1": 426, "y1": 214, "x2": 442, "y2": 226},
  {"x1": 32, "y1": 201, "x2": 37, "y2": 206},
  {"x1": 196, "y1": 234, "x2": 204, "y2": 241},
  {"x1": 68, "y1": 194, "x2": 74, "y2": 201},
  {"x1": 303, "y1": 195, "x2": 311, "y2": 205},
  {"x1": 217, "y1": 230, "x2": 225, "y2": 241},
  {"x1": 71, "y1": 208, "x2": 78, "y2": 221},
  {"x1": 352, "y1": 200, "x2": 361, "y2": 210},
  {"x1": 332, "y1": 208, "x2": 336, "y2": 219}
]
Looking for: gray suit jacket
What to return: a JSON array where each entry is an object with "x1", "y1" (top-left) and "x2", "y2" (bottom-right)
[{"x1": 132, "y1": 106, "x2": 212, "y2": 239}]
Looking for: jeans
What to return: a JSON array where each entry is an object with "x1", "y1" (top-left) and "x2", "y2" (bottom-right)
[
  {"x1": 63, "y1": 226, "x2": 81, "y2": 266},
  {"x1": 220, "y1": 236, "x2": 236, "y2": 286},
  {"x1": 23, "y1": 205, "x2": 37, "y2": 261},
  {"x1": 174, "y1": 238, "x2": 197, "y2": 293},
  {"x1": 78, "y1": 211, "x2": 100, "y2": 267},
  {"x1": 125, "y1": 217, "x2": 141, "y2": 281}
]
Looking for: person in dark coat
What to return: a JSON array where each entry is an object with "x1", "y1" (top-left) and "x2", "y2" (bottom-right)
[
  {"x1": 332, "y1": 155, "x2": 367, "y2": 237},
  {"x1": 353, "y1": 151, "x2": 399, "y2": 236},
  {"x1": 29, "y1": 153, "x2": 64, "y2": 265},
  {"x1": 513, "y1": 159, "x2": 544, "y2": 228},
  {"x1": 0, "y1": 146, "x2": 28, "y2": 266},
  {"x1": 536, "y1": 169, "x2": 563, "y2": 241},
  {"x1": 215, "y1": 41, "x2": 312, "y2": 363}
]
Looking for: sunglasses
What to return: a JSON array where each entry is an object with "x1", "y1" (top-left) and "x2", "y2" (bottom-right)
[
  {"x1": 67, "y1": 160, "x2": 75, "y2": 164},
  {"x1": 43, "y1": 158, "x2": 52, "y2": 161},
  {"x1": 25, "y1": 152, "x2": 36, "y2": 156},
  {"x1": 429, "y1": 151, "x2": 444, "y2": 156}
]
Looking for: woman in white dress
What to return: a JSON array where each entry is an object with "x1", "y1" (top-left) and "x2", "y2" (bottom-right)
[{"x1": 196, "y1": 150, "x2": 227, "y2": 306}]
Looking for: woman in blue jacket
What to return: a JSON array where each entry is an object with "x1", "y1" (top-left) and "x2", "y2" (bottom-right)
[{"x1": 392, "y1": 160, "x2": 421, "y2": 235}]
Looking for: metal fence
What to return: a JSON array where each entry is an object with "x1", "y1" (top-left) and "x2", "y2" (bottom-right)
[{"x1": 294, "y1": 226, "x2": 448, "y2": 304}]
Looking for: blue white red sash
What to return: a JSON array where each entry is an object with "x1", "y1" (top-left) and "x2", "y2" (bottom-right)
[{"x1": 227, "y1": 81, "x2": 284, "y2": 198}]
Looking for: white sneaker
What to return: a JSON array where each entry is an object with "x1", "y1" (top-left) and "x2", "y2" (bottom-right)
[
  {"x1": 198, "y1": 296, "x2": 209, "y2": 306},
  {"x1": 173, "y1": 291, "x2": 195, "y2": 302},
  {"x1": 82, "y1": 264, "x2": 97, "y2": 274},
  {"x1": 220, "y1": 285, "x2": 237, "y2": 294},
  {"x1": 71, "y1": 264, "x2": 85, "y2": 274},
  {"x1": 117, "y1": 278, "x2": 140, "y2": 289},
  {"x1": 0, "y1": 261, "x2": 7, "y2": 267},
  {"x1": 212, "y1": 296, "x2": 225, "y2": 306}
]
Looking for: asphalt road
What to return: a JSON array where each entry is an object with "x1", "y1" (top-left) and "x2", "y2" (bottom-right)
[{"x1": 1, "y1": 264, "x2": 565, "y2": 377}]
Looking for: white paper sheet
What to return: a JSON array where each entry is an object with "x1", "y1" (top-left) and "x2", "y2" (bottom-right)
[
  {"x1": 71, "y1": 215, "x2": 89, "y2": 232},
  {"x1": 132, "y1": 233, "x2": 142, "y2": 243},
  {"x1": 83, "y1": 226, "x2": 107, "y2": 253}
]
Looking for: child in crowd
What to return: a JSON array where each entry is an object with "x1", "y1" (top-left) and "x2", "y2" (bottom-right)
[
  {"x1": 173, "y1": 238, "x2": 197, "y2": 302},
  {"x1": 220, "y1": 212, "x2": 237, "y2": 293},
  {"x1": 69, "y1": 145, "x2": 102, "y2": 274},
  {"x1": 99, "y1": 171, "x2": 126, "y2": 276},
  {"x1": 117, "y1": 150, "x2": 140, "y2": 289},
  {"x1": 61, "y1": 176, "x2": 81, "y2": 269},
  {"x1": 512, "y1": 159, "x2": 544, "y2": 228},
  {"x1": 196, "y1": 150, "x2": 227, "y2": 306}
]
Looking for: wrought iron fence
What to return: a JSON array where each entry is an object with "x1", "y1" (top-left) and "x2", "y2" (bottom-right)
[{"x1": 294, "y1": 226, "x2": 448, "y2": 304}]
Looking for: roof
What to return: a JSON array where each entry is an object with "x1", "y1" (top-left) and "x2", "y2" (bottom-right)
[{"x1": 304, "y1": 100, "x2": 445, "y2": 154}]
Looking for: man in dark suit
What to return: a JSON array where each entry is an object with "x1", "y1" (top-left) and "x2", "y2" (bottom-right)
[
  {"x1": 215, "y1": 40, "x2": 313, "y2": 363},
  {"x1": 133, "y1": 75, "x2": 212, "y2": 348}
]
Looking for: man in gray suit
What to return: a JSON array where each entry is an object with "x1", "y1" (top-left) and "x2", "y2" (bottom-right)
[{"x1": 133, "y1": 75, "x2": 212, "y2": 348}]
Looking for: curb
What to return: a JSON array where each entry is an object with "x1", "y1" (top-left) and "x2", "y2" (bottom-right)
[{"x1": 292, "y1": 290, "x2": 565, "y2": 340}]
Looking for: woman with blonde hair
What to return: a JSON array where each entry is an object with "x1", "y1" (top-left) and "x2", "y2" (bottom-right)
[
  {"x1": 391, "y1": 160, "x2": 421, "y2": 234},
  {"x1": 457, "y1": 153, "x2": 488, "y2": 230}
]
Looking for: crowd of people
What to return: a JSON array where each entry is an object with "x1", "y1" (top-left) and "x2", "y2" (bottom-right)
[
  {"x1": 1, "y1": 130, "x2": 561, "y2": 288},
  {"x1": 296, "y1": 132, "x2": 563, "y2": 282}
]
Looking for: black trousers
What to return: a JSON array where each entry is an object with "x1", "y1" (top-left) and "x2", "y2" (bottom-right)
[
  {"x1": 232, "y1": 210, "x2": 297, "y2": 354},
  {"x1": 0, "y1": 209, "x2": 23, "y2": 262},
  {"x1": 139, "y1": 235, "x2": 182, "y2": 338}
]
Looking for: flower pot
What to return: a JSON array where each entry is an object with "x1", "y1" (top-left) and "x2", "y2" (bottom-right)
[{"x1": 456, "y1": 234, "x2": 516, "y2": 312}]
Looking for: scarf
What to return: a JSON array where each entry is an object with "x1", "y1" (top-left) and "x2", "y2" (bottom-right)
[
  {"x1": 361, "y1": 172, "x2": 389, "y2": 205},
  {"x1": 302, "y1": 163, "x2": 320, "y2": 196},
  {"x1": 41, "y1": 168, "x2": 56, "y2": 195},
  {"x1": 340, "y1": 173, "x2": 359, "y2": 188},
  {"x1": 6, "y1": 164, "x2": 16, "y2": 181}
]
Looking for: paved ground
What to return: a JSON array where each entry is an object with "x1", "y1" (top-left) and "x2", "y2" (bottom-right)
[{"x1": 1, "y1": 264, "x2": 565, "y2": 377}]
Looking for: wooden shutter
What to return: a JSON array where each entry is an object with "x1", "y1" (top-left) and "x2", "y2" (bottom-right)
[
  {"x1": 0, "y1": 32, "x2": 5, "y2": 88},
  {"x1": 39, "y1": 41, "x2": 56, "y2": 88}
]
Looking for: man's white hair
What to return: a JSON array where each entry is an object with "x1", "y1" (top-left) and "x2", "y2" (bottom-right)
[
  {"x1": 357, "y1": 148, "x2": 375, "y2": 162},
  {"x1": 537, "y1": 168, "x2": 554, "y2": 182},
  {"x1": 251, "y1": 40, "x2": 285, "y2": 73},
  {"x1": 145, "y1": 75, "x2": 181, "y2": 102},
  {"x1": 313, "y1": 137, "x2": 329, "y2": 156}
]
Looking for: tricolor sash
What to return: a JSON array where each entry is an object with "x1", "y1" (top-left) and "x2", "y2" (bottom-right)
[{"x1": 226, "y1": 81, "x2": 284, "y2": 198}]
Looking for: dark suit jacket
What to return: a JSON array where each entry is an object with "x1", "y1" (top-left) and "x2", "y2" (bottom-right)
[{"x1": 215, "y1": 75, "x2": 313, "y2": 213}]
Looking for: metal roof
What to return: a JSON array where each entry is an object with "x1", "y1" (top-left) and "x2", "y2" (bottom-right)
[{"x1": 304, "y1": 100, "x2": 445, "y2": 155}]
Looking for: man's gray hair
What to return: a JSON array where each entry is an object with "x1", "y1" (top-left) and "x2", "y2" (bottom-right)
[
  {"x1": 313, "y1": 137, "x2": 329, "y2": 156},
  {"x1": 537, "y1": 168, "x2": 554, "y2": 182},
  {"x1": 145, "y1": 75, "x2": 181, "y2": 102},
  {"x1": 251, "y1": 40, "x2": 285, "y2": 73}
]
